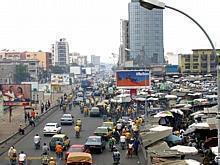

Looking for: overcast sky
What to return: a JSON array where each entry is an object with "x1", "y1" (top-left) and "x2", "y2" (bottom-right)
[{"x1": 0, "y1": 0, "x2": 219, "y2": 63}]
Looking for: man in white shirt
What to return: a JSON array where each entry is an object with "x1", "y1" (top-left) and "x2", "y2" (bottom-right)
[
  {"x1": 34, "y1": 134, "x2": 41, "y2": 145},
  {"x1": 18, "y1": 151, "x2": 26, "y2": 163}
]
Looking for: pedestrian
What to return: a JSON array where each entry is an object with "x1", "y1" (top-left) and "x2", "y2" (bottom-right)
[
  {"x1": 29, "y1": 117, "x2": 35, "y2": 127},
  {"x1": 133, "y1": 138, "x2": 140, "y2": 156},
  {"x1": 47, "y1": 100, "x2": 51, "y2": 108},
  {"x1": 55, "y1": 142, "x2": 63, "y2": 160},
  {"x1": 41, "y1": 103, "x2": 44, "y2": 114},
  {"x1": 31, "y1": 109, "x2": 36, "y2": 119},
  {"x1": 45, "y1": 102, "x2": 49, "y2": 111},
  {"x1": 24, "y1": 111, "x2": 28, "y2": 123}
]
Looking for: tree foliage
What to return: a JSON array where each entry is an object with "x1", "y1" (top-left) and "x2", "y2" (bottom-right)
[{"x1": 14, "y1": 64, "x2": 30, "y2": 83}]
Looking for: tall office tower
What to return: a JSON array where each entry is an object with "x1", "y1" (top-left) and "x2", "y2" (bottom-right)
[
  {"x1": 128, "y1": 0, "x2": 164, "y2": 66},
  {"x1": 53, "y1": 38, "x2": 69, "y2": 66},
  {"x1": 119, "y1": 19, "x2": 129, "y2": 68}
]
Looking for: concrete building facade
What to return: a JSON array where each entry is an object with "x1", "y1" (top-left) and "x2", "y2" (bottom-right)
[
  {"x1": 0, "y1": 59, "x2": 39, "y2": 82},
  {"x1": 52, "y1": 38, "x2": 69, "y2": 66},
  {"x1": 178, "y1": 49, "x2": 220, "y2": 74},
  {"x1": 23, "y1": 51, "x2": 52, "y2": 70},
  {"x1": 128, "y1": 0, "x2": 164, "y2": 66},
  {"x1": 119, "y1": 19, "x2": 129, "y2": 68}
]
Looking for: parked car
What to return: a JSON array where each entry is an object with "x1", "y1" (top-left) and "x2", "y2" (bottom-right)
[
  {"x1": 85, "y1": 136, "x2": 106, "y2": 153},
  {"x1": 65, "y1": 144, "x2": 85, "y2": 160},
  {"x1": 94, "y1": 126, "x2": 112, "y2": 140},
  {"x1": 60, "y1": 114, "x2": 74, "y2": 125},
  {"x1": 43, "y1": 123, "x2": 62, "y2": 136},
  {"x1": 90, "y1": 107, "x2": 100, "y2": 117},
  {"x1": 49, "y1": 134, "x2": 70, "y2": 151}
]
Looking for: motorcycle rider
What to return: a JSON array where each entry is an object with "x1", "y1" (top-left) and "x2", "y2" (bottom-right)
[
  {"x1": 34, "y1": 134, "x2": 41, "y2": 149},
  {"x1": 8, "y1": 146, "x2": 17, "y2": 165},
  {"x1": 112, "y1": 146, "x2": 120, "y2": 165},
  {"x1": 74, "y1": 125, "x2": 80, "y2": 138},
  {"x1": 18, "y1": 151, "x2": 26, "y2": 165},
  {"x1": 108, "y1": 137, "x2": 116, "y2": 152},
  {"x1": 42, "y1": 143, "x2": 50, "y2": 155},
  {"x1": 120, "y1": 135, "x2": 126, "y2": 150}
]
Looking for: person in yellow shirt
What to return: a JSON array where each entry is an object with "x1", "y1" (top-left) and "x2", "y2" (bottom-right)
[{"x1": 74, "y1": 125, "x2": 80, "y2": 138}]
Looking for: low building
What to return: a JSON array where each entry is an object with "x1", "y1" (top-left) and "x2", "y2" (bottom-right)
[
  {"x1": 178, "y1": 49, "x2": 220, "y2": 74},
  {"x1": 0, "y1": 59, "x2": 39, "y2": 82},
  {"x1": 23, "y1": 51, "x2": 52, "y2": 70}
]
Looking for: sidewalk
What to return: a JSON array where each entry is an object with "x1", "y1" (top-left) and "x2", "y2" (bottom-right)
[{"x1": 0, "y1": 85, "x2": 72, "y2": 143}]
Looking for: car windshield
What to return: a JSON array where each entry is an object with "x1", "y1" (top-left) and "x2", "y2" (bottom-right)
[
  {"x1": 46, "y1": 124, "x2": 56, "y2": 127},
  {"x1": 68, "y1": 146, "x2": 83, "y2": 152},
  {"x1": 91, "y1": 108, "x2": 99, "y2": 112},
  {"x1": 51, "y1": 137, "x2": 63, "y2": 143},
  {"x1": 87, "y1": 137, "x2": 101, "y2": 143},
  {"x1": 102, "y1": 123, "x2": 112, "y2": 128},
  {"x1": 95, "y1": 128, "x2": 108, "y2": 133},
  {"x1": 63, "y1": 115, "x2": 72, "y2": 118}
]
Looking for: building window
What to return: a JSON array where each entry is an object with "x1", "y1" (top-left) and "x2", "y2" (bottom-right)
[
  {"x1": 193, "y1": 65, "x2": 198, "y2": 69},
  {"x1": 185, "y1": 65, "x2": 190, "y2": 69}
]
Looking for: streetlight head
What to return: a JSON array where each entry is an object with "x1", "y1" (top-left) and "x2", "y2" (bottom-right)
[{"x1": 140, "y1": 0, "x2": 165, "y2": 10}]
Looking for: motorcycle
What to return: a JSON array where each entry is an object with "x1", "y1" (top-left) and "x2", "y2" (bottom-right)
[
  {"x1": 75, "y1": 131, "x2": 80, "y2": 138},
  {"x1": 113, "y1": 157, "x2": 120, "y2": 165},
  {"x1": 120, "y1": 142, "x2": 126, "y2": 150},
  {"x1": 18, "y1": 161, "x2": 25, "y2": 165},
  {"x1": 34, "y1": 141, "x2": 40, "y2": 150},
  {"x1": 10, "y1": 158, "x2": 17, "y2": 165}
]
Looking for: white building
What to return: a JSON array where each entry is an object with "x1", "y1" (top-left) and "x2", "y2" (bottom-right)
[{"x1": 52, "y1": 38, "x2": 69, "y2": 66}]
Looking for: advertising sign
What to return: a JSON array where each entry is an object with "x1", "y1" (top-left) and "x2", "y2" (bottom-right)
[
  {"x1": 70, "y1": 66, "x2": 81, "y2": 75},
  {"x1": 39, "y1": 83, "x2": 51, "y2": 95},
  {"x1": 116, "y1": 70, "x2": 150, "y2": 88},
  {"x1": 165, "y1": 65, "x2": 179, "y2": 74},
  {"x1": 0, "y1": 84, "x2": 31, "y2": 106},
  {"x1": 21, "y1": 82, "x2": 39, "y2": 91},
  {"x1": 51, "y1": 74, "x2": 70, "y2": 85}
]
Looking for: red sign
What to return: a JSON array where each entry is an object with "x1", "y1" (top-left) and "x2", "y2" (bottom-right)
[{"x1": 130, "y1": 89, "x2": 137, "y2": 97}]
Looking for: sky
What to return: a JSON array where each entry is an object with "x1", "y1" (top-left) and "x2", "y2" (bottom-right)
[{"x1": 0, "y1": 0, "x2": 219, "y2": 64}]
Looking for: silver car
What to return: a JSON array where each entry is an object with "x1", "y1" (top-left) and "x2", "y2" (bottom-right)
[{"x1": 60, "y1": 114, "x2": 74, "y2": 125}]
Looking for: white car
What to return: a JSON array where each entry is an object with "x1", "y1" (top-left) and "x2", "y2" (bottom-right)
[{"x1": 43, "y1": 123, "x2": 62, "y2": 136}]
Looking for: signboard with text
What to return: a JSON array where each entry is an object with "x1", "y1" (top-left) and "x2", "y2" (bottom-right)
[{"x1": 116, "y1": 70, "x2": 150, "y2": 88}]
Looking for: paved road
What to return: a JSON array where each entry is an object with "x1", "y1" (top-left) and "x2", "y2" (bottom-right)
[{"x1": 0, "y1": 104, "x2": 140, "y2": 165}]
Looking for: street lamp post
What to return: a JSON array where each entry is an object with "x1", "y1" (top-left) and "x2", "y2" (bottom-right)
[{"x1": 140, "y1": 0, "x2": 220, "y2": 163}]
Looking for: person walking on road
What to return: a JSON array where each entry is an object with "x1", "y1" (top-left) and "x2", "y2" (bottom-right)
[
  {"x1": 42, "y1": 143, "x2": 50, "y2": 155},
  {"x1": 41, "y1": 103, "x2": 44, "y2": 114},
  {"x1": 8, "y1": 146, "x2": 17, "y2": 165},
  {"x1": 31, "y1": 109, "x2": 36, "y2": 119}
]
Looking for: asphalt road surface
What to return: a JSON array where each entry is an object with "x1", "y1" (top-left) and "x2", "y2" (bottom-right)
[{"x1": 0, "y1": 104, "x2": 141, "y2": 165}]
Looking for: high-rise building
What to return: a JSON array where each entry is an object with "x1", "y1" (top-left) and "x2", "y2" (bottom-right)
[
  {"x1": 52, "y1": 38, "x2": 69, "y2": 66},
  {"x1": 91, "y1": 55, "x2": 100, "y2": 66},
  {"x1": 119, "y1": 19, "x2": 129, "y2": 68},
  {"x1": 128, "y1": 0, "x2": 164, "y2": 66}
]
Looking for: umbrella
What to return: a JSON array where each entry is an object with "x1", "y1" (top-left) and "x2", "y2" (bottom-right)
[
  {"x1": 165, "y1": 95, "x2": 177, "y2": 99},
  {"x1": 147, "y1": 97, "x2": 159, "y2": 101},
  {"x1": 165, "y1": 134, "x2": 182, "y2": 144},
  {"x1": 170, "y1": 108, "x2": 184, "y2": 115},
  {"x1": 170, "y1": 145, "x2": 198, "y2": 155},
  {"x1": 154, "y1": 111, "x2": 174, "y2": 118}
]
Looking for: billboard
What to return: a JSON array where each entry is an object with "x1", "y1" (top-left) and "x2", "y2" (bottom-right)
[
  {"x1": 165, "y1": 65, "x2": 179, "y2": 74},
  {"x1": 116, "y1": 70, "x2": 150, "y2": 88},
  {"x1": 70, "y1": 66, "x2": 81, "y2": 75},
  {"x1": 39, "y1": 83, "x2": 51, "y2": 95},
  {"x1": 21, "y1": 82, "x2": 39, "y2": 91},
  {"x1": 0, "y1": 84, "x2": 31, "y2": 106},
  {"x1": 51, "y1": 74, "x2": 70, "y2": 85}
]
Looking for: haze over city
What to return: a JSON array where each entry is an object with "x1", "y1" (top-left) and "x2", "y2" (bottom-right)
[{"x1": 0, "y1": 0, "x2": 219, "y2": 63}]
